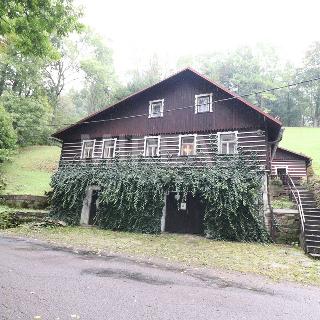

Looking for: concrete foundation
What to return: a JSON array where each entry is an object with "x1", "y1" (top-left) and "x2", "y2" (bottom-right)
[{"x1": 80, "y1": 186, "x2": 100, "y2": 226}]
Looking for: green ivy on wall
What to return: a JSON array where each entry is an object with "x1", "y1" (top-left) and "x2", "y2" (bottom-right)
[{"x1": 50, "y1": 147, "x2": 270, "y2": 242}]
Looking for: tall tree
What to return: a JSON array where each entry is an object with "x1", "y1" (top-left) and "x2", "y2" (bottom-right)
[
  {"x1": 1, "y1": 93, "x2": 52, "y2": 146},
  {"x1": 297, "y1": 42, "x2": 320, "y2": 127},
  {"x1": 0, "y1": 42, "x2": 45, "y2": 97},
  {"x1": 72, "y1": 29, "x2": 118, "y2": 115},
  {"x1": 0, "y1": 104, "x2": 16, "y2": 162},
  {"x1": 44, "y1": 38, "x2": 81, "y2": 123},
  {"x1": 0, "y1": 0, "x2": 82, "y2": 58},
  {"x1": 126, "y1": 55, "x2": 163, "y2": 93}
]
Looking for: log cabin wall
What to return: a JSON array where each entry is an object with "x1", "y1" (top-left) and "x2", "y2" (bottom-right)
[
  {"x1": 60, "y1": 129, "x2": 268, "y2": 170},
  {"x1": 271, "y1": 148, "x2": 309, "y2": 178}
]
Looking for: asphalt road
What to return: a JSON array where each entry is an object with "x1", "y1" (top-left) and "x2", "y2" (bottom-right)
[{"x1": 1, "y1": 236, "x2": 320, "y2": 320}]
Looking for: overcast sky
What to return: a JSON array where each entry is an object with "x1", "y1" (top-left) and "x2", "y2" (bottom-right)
[{"x1": 77, "y1": 0, "x2": 320, "y2": 77}]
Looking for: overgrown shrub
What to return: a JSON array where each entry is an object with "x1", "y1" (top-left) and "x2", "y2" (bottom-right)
[
  {"x1": 307, "y1": 176, "x2": 320, "y2": 208},
  {"x1": 0, "y1": 209, "x2": 18, "y2": 229},
  {"x1": 50, "y1": 151, "x2": 269, "y2": 242}
]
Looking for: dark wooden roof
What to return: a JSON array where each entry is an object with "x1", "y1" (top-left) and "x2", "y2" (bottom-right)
[
  {"x1": 274, "y1": 147, "x2": 312, "y2": 164},
  {"x1": 52, "y1": 67, "x2": 282, "y2": 140}
]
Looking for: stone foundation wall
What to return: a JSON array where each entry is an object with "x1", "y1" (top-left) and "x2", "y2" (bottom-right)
[
  {"x1": 272, "y1": 209, "x2": 300, "y2": 243},
  {"x1": 0, "y1": 195, "x2": 48, "y2": 209}
]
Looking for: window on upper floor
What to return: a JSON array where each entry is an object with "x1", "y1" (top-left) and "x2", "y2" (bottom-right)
[
  {"x1": 81, "y1": 140, "x2": 95, "y2": 159},
  {"x1": 149, "y1": 99, "x2": 164, "y2": 118},
  {"x1": 195, "y1": 93, "x2": 213, "y2": 113},
  {"x1": 102, "y1": 138, "x2": 117, "y2": 158},
  {"x1": 179, "y1": 135, "x2": 196, "y2": 156},
  {"x1": 218, "y1": 132, "x2": 238, "y2": 154},
  {"x1": 144, "y1": 136, "x2": 160, "y2": 157}
]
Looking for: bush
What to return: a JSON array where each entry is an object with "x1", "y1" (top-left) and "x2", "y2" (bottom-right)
[
  {"x1": 307, "y1": 176, "x2": 320, "y2": 207},
  {"x1": 50, "y1": 152, "x2": 269, "y2": 242},
  {"x1": 0, "y1": 209, "x2": 18, "y2": 229},
  {"x1": 0, "y1": 104, "x2": 17, "y2": 162}
]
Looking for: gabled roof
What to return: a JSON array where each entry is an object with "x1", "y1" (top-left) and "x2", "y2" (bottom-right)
[
  {"x1": 275, "y1": 147, "x2": 312, "y2": 164},
  {"x1": 52, "y1": 67, "x2": 282, "y2": 139}
]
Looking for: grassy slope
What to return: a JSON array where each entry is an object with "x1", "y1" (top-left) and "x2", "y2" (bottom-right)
[
  {"x1": 1, "y1": 146, "x2": 60, "y2": 195},
  {"x1": 280, "y1": 127, "x2": 320, "y2": 175}
]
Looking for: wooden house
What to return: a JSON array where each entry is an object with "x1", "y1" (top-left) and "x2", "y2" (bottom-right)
[
  {"x1": 52, "y1": 68, "x2": 283, "y2": 232},
  {"x1": 271, "y1": 147, "x2": 311, "y2": 179}
]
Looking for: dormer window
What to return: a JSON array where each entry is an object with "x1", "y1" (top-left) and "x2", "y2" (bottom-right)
[
  {"x1": 218, "y1": 132, "x2": 238, "y2": 154},
  {"x1": 102, "y1": 138, "x2": 116, "y2": 158},
  {"x1": 195, "y1": 93, "x2": 213, "y2": 113},
  {"x1": 149, "y1": 99, "x2": 164, "y2": 118},
  {"x1": 144, "y1": 136, "x2": 160, "y2": 157},
  {"x1": 81, "y1": 140, "x2": 95, "y2": 159},
  {"x1": 179, "y1": 134, "x2": 197, "y2": 156}
]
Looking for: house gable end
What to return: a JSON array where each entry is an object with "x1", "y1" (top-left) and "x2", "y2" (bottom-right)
[{"x1": 54, "y1": 68, "x2": 281, "y2": 141}]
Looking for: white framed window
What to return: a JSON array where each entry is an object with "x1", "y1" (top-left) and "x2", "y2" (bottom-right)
[
  {"x1": 144, "y1": 136, "x2": 160, "y2": 157},
  {"x1": 102, "y1": 138, "x2": 117, "y2": 158},
  {"x1": 218, "y1": 131, "x2": 238, "y2": 154},
  {"x1": 149, "y1": 99, "x2": 164, "y2": 118},
  {"x1": 195, "y1": 93, "x2": 213, "y2": 113},
  {"x1": 81, "y1": 140, "x2": 95, "y2": 159},
  {"x1": 179, "y1": 134, "x2": 197, "y2": 156}
]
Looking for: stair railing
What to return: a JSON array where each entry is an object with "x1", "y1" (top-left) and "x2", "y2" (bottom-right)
[{"x1": 286, "y1": 174, "x2": 305, "y2": 232}]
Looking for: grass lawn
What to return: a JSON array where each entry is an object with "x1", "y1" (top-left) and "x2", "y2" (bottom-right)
[
  {"x1": 0, "y1": 204, "x2": 12, "y2": 213},
  {"x1": 280, "y1": 127, "x2": 320, "y2": 175},
  {"x1": 3, "y1": 226, "x2": 320, "y2": 286},
  {"x1": 1, "y1": 146, "x2": 60, "y2": 195}
]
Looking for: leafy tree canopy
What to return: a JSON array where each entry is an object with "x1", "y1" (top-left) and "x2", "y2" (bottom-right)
[
  {"x1": 0, "y1": 92, "x2": 52, "y2": 146},
  {"x1": 0, "y1": 104, "x2": 16, "y2": 162},
  {"x1": 0, "y1": 0, "x2": 83, "y2": 58}
]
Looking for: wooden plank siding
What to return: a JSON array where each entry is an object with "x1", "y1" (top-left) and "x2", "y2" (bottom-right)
[
  {"x1": 271, "y1": 160, "x2": 307, "y2": 177},
  {"x1": 271, "y1": 147, "x2": 310, "y2": 178},
  {"x1": 59, "y1": 72, "x2": 279, "y2": 142},
  {"x1": 60, "y1": 129, "x2": 268, "y2": 169}
]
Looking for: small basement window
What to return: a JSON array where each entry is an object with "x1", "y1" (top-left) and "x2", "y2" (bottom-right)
[
  {"x1": 102, "y1": 138, "x2": 116, "y2": 158},
  {"x1": 195, "y1": 93, "x2": 212, "y2": 113},
  {"x1": 179, "y1": 135, "x2": 196, "y2": 156},
  {"x1": 81, "y1": 140, "x2": 95, "y2": 159},
  {"x1": 149, "y1": 99, "x2": 164, "y2": 118},
  {"x1": 144, "y1": 136, "x2": 160, "y2": 157},
  {"x1": 218, "y1": 132, "x2": 238, "y2": 154}
]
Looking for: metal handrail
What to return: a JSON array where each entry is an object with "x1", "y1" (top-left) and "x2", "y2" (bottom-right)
[{"x1": 286, "y1": 174, "x2": 305, "y2": 232}]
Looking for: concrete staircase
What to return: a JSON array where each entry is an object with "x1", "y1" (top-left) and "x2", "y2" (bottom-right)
[{"x1": 296, "y1": 186, "x2": 320, "y2": 258}]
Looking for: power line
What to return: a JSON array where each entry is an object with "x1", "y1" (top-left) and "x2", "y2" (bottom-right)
[{"x1": 15, "y1": 75, "x2": 320, "y2": 128}]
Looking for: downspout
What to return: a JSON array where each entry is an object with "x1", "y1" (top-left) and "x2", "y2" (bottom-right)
[{"x1": 269, "y1": 127, "x2": 284, "y2": 161}]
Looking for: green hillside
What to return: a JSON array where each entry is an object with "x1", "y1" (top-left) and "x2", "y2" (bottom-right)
[
  {"x1": 280, "y1": 127, "x2": 320, "y2": 175},
  {"x1": 1, "y1": 146, "x2": 61, "y2": 196}
]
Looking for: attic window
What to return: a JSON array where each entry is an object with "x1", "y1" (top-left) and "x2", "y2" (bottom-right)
[
  {"x1": 149, "y1": 99, "x2": 164, "y2": 118},
  {"x1": 81, "y1": 140, "x2": 95, "y2": 159},
  {"x1": 179, "y1": 135, "x2": 197, "y2": 156},
  {"x1": 102, "y1": 138, "x2": 116, "y2": 158},
  {"x1": 195, "y1": 93, "x2": 213, "y2": 113},
  {"x1": 218, "y1": 132, "x2": 238, "y2": 154}
]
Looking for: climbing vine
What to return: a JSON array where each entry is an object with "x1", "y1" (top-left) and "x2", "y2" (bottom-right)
[{"x1": 50, "y1": 146, "x2": 270, "y2": 242}]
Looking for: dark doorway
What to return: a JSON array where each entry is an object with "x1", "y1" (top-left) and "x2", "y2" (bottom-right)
[
  {"x1": 165, "y1": 193, "x2": 204, "y2": 234},
  {"x1": 88, "y1": 190, "x2": 99, "y2": 225},
  {"x1": 276, "y1": 167, "x2": 287, "y2": 184}
]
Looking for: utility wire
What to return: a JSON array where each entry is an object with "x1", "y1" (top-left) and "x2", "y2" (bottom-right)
[{"x1": 15, "y1": 75, "x2": 320, "y2": 128}]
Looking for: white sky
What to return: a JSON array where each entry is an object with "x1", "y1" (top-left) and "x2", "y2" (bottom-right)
[{"x1": 76, "y1": 0, "x2": 320, "y2": 79}]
